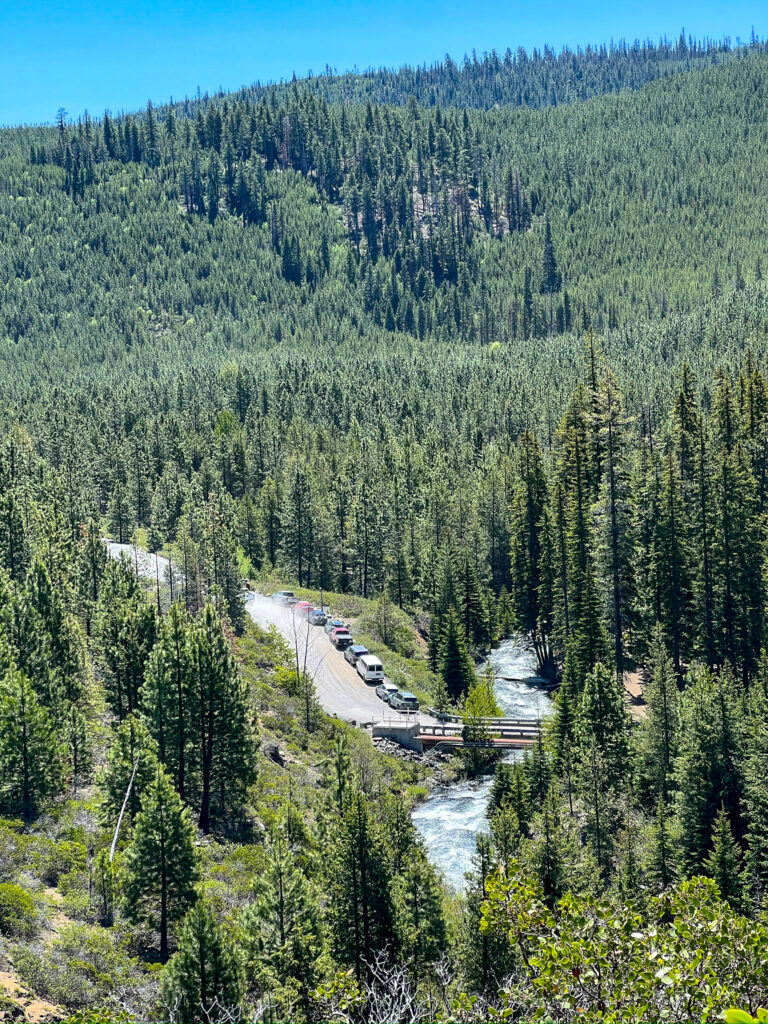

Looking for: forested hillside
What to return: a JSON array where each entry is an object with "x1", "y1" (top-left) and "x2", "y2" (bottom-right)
[{"x1": 0, "y1": 35, "x2": 768, "y2": 1023}]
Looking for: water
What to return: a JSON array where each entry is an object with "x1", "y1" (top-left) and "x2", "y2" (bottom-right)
[
  {"x1": 413, "y1": 637, "x2": 554, "y2": 891},
  {"x1": 488, "y1": 638, "x2": 553, "y2": 722}
]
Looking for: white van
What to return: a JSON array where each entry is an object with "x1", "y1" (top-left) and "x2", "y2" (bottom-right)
[{"x1": 356, "y1": 653, "x2": 385, "y2": 684}]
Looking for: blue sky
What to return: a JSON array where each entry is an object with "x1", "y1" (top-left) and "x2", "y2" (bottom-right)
[{"x1": 1, "y1": 0, "x2": 765, "y2": 125}]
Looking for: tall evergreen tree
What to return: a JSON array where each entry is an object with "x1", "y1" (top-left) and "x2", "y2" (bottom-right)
[
  {"x1": 143, "y1": 603, "x2": 195, "y2": 800},
  {"x1": 162, "y1": 900, "x2": 244, "y2": 1022},
  {"x1": 439, "y1": 606, "x2": 476, "y2": 702},
  {"x1": 0, "y1": 662, "x2": 66, "y2": 820},
  {"x1": 123, "y1": 767, "x2": 199, "y2": 961},
  {"x1": 325, "y1": 788, "x2": 394, "y2": 979},
  {"x1": 189, "y1": 603, "x2": 257, "y2": 831}
]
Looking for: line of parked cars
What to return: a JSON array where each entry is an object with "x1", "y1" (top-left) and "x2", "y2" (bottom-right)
[{"x1": 271, "y1": 590, "x2": 420, "y2": 712}]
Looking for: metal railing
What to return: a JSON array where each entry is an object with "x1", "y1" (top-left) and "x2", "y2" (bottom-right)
[
  {"x1": 426, "y1": 709, "x2": 543, "y2": 728},
  {"x1": 419, "y1": 722, "x2": 541, "y2": 739}
]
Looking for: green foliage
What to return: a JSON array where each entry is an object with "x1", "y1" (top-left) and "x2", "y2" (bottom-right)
[
  {"x1": 239, "y1": 835, "x2": 326, "y2": 1020},
  {"x1": 98, "y1": 713, "x2": 159, "y2": 829},
  {"x1": 482, "y1": 866, "x2": 768, "y2": 1021},
  {"x1": 122, "y1": 767, "x2": 199, "y2": 960},
  {"x1": 0, "y1": 881, "x2": 36, "y2": 937},
  {"x1": 0, "y1": 663, "x2": 66, "y2": 819},
  {"x1": 161, "y1": 900, "x2": 244, "y2": 1023},
  {"x1": 324, "y1": 788, "x2": 394, "y2": 977},
  {"x1": 12, "y1": 922, "x2": 142, "y2": 1012},
  {"x1": 4, "y1": 35, "x2": 768, "y2": 1024}
]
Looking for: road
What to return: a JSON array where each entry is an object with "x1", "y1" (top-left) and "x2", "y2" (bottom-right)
[
  {"x1": 245, "y1": 593, "x2": 437, "y2": 727},
  {"x1": 104, "y1": 541, "x2": 433, "y2": 727}
]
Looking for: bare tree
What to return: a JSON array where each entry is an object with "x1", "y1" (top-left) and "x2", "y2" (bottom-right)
[{"x1": 288, "y1": 606, "x2": 322, "y2": 731}]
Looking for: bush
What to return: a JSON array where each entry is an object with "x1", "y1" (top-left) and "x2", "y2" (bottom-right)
[
  {"x1": 0, "y1": 822, "x2": 28, "y2": 880},
  {"x1": 40, "y1": 841, "x2": 87, "y2": 886},
  {"x1": 0, "y1": 882, "x2": 37, "y2": 938},
  {"x1": 12, "y1": 922, "x2": 141, "y2": 1010}
]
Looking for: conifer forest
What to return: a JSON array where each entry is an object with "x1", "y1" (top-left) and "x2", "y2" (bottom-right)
[{"x1": 2, "y1": 29, "x2": 768, "y2": 1023}]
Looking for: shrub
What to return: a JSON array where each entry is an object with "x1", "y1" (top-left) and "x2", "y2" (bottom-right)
[
  {"x1": 40, "y1": 841, "x2": 87, "y2": 886},
  {"x1": 0, "y1": 822, "x2": 28, "y2": 880},
  {"x1": 0, "y1": 882, "x2": 37, "y2": 938},
  {"x1": 12, "y1": 922, "x2": 141, "y2": 1010}
]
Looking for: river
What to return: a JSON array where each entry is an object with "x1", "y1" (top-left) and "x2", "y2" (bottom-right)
[{"x1": 411, "y1": 637, "x2": 554, "y2": 892}]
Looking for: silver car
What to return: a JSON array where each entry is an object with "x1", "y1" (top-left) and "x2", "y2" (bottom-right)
[{"x1": 375, "y1": 681, "x2": 399, "y2": 703}]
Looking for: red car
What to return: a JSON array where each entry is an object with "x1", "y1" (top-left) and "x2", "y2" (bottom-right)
[{"x1": 329, "y1": 628, "x2": 353, "y2": 651}]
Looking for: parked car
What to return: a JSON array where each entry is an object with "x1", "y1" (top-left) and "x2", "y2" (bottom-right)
[
  {"x1": 272, "y1": 590, "x2": 296, "y2": 604},
  {"x1": 329, "y1": 628, "x2": 353, "y2": 651},
  {"x1": 389, "y1": 690, "x2": 420, "y2": 712},
  {"x1": 356, "y1": 653, "x2": 385, "y2": 683},
  {"x1": 296, "y1": 600, "x2": 313, "y2": 615},
  {"x1": 324, "y1": 617, "x2": 345, "y2": 635},
  {"x1": 375, "y1": 681, "x2": 399, "y2": 703},
  {"x1": 308, "y1": 608, "x2": 327, "y2": 626},
  {"x1": 344, "y1": 643, "x2": 368, "y2": 666}
]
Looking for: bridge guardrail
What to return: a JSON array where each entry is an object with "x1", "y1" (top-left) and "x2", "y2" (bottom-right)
[
  {"x1": 426, "y1": 709, "x2": 543, "y2": 727},
  {"x1": 419, "y1": 723, "x2": 541, "y2": 738}
]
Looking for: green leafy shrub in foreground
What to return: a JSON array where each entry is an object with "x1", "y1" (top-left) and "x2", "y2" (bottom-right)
[{"x1": 481, "y1": 867, "x2": 768, "y2": 1022}]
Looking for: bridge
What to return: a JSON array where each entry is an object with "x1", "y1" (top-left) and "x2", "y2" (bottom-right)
[
  {"x1": 418, "y1": 720, "x2": 541, "y2": 749},
  {"x1": 371, "y1": 715, "x2": 542, "y2": 753}
]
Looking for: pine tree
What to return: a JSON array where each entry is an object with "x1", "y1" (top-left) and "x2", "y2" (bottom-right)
[
  {"x1": 675, "y1": 667, "x2": 744, "y2": 876},
  {"x1": 392, "y1": 847, "x2": 447, "y2": 977},
  {"x1": 77, "y1": 518, "x2": 107, "y2": 637},
  {"x1": 143, "y1": 603, "x2": 194, "y2": 800},
  {"x1": 98, "y1": 713, "x2": 159, "y2": 828},
  {"x1": 202, "y1": 493, "x2": 245, "y2": 633},
  {"x1": 0, "y1": 479, "x2": 30, "y2": 583},
  {"x1": 524, "y1": 787, "x2": 573, "y2": 903},
  {"x1": 162, "y1": 900, "x2": 243, "y2": 1022},
  {"x1": 325, "y1": 788, "x2": 394, "y2": 978},
  {"x1": 525, "y1": 729, "x2": 552, "y2": 812},
  {"x1": 0, "y1": 663, "x2": 66, "y2": 819},
  {"x1": 65, "y1": 703, "x2": 91, "y2": 791},
  {"x1": 240, "y1": 835, "x2": 324, "y2": 1020},
  {"x1": 577, "y1": 743, "x2": 618, "y2": 880},
  {"x1": 653, "y1": 450, "x2": 694, "y2": 674},
  {"x1": 540, "y1": 215, "x2": 561, "y2": 295},
  {"x1": 638, "y1": 624, "x2": 680, "y2": 804},
  {"x1": 509, "y1": 430, "x2": 551, "y2": 671},
  {"x1": 593, "y1": 369, "x2": 634, "y2": 675},
  {"x1": 189, "y1": 603, "x2": 256, "y2": 831},
  {"x1": 644, "y1": 797, "x2": 677, "y2": 892},
  {"x1": 488, "y1": 759, "x2": 531, "y2": 835},
  {"x1": 439, "y1": 606, "x2": 476, "y2": 702},
  {"x1": 577, "y1": 661, "x2": 630, "y2": 789},
  {"x1": 705, "y1": 805, "x2": 744, "y2": 909},
  {"x1": 95, "y1": 564, "x2": 157, "y2": 721},
  {"x1": 122, "y1": 767, "x2": 199, "y2": 961},
  {"x1": 25, "y1": 558, "x2": 82, "y2": 707},
  {"x1": 457, "y1": 549, "x2": 488, "y2": 647},
  {"x1": 454, "y1": 835, "x2": 516, "y2": 995},
  {"x1": 489, "y1": 803, "x2": 522, "y2": 868},
  {"x1": 548, "y1": 645, "x2": 579, "y2": 812}
]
